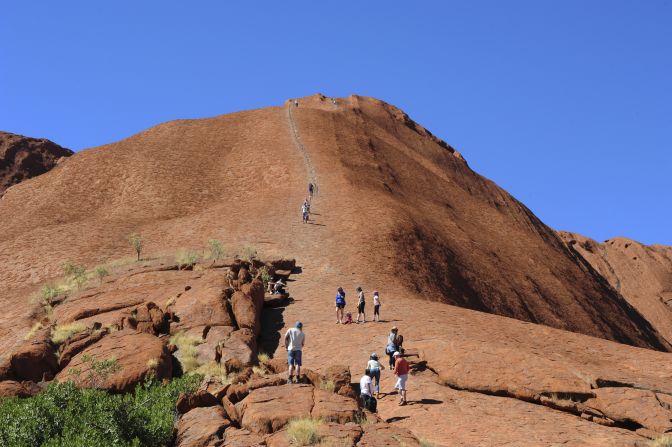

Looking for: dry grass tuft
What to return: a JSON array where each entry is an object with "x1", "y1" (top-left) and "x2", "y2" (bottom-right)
[
  {"x1": 23, "y1": 322, "x2": 44, "y2": 341},
  {"x1": 169, "y1": 332, "x2": 203, "y2": 373},
  {"x1": 193, "y1": 362, "x2": 233, "y2": 384},
  {"x1": 287, "y1": 417, "x2": 323, "y2": 446},
  {"x1": 319, "y1": 379, "x2": 336, "y2": 392},
  {"x1": 51, "y1": 322, "x2": 87, "y2": 344},
  {"x1": 651, "y1": 435, "x2": 672, "y2": 447}
]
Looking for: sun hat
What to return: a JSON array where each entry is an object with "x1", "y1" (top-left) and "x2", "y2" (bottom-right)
[
  {"x1": 296, "y1": 321, "x2": 303, "y2": 328},
  {"x1": 370, "y1": 352, "x2": 378, "y2": 360},
  {"x1": 393, "y1": 351, "x2": 401, "y2": 357},
  {"x1": 391, "y1": 326, "x2": 398, "y2": 332}
]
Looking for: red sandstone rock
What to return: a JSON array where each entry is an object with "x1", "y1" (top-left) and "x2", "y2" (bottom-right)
[
  {"x1": 0, "y1": 380, "x2": 42, "y2": 397},
  {"x1": 9, "y1": 328, "x2": 58, "y2": 382},
  {"x1": 357, "y1": 423, "x2": 421, "y2": 446},
  {"x1": 55, "y1": 330, "x2": 172, "y2": 391},
  {"x1": 0, "y1": 131, "x2": 72, "y2": 194},
  {"x1": 175, "y1": 406, "x2": 230, "y2": 447}
]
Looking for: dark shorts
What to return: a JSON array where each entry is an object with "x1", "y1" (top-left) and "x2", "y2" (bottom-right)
[
  {"x1": 374, "y1": 304, "x2": 380, "y2": 315},
  {"x1": 358, "y1": 302, "x2": 365, "y2": 313},
  {"x1": 288, "y1": 350, "x2": 302, "y2": 366},
  {"x1": 336, "y1": 303, "x2": 345, "y2": 309}
]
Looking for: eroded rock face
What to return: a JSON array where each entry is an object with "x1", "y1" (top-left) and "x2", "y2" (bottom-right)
[
  {"x1": 235, "y1": 383, "x2": 361, "y2": 435},
  {"x1": 0, "y1": 380, "x2": 42, "y2": 397},
  {"x1": 0, "y1": 131, "x2": 72, "y2": 194},
  {"x1": 357, "y1": 423, "x2": 421, "y2": 446},
  {"x1": 175, "y1": 406, "x2": 230, "y2": 447},
  {"x1": 9, "y1": 328, "x2": 58, "y2": 382},
  {"x1": 55, "y1": 330, "x2": 172, "y2": 392}
]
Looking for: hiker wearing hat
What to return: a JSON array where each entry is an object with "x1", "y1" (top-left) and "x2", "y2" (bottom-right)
[
  {"x1": 284, "y1": 321, "x2": 305, "y2": 383},
  {"x1": 393, "y1": 351, "x2": 409, "y2": 405},
  {"x1": 367, "y1": 353, "x2": 385, "y2": 398}
]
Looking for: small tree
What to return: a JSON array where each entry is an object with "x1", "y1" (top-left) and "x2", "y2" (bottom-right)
[
  {"x1": 95, "y1": 266, "x2": 110, "y2": 284},
  {"x1": 208, "y1": 239, "x2": 225, "y2": 262},
  {"x1": 61, "y1": 262, "x2": 87, "y2": 290},
  {"x1": 128, "y1": 233, "x2": 144, "y2": 261}
]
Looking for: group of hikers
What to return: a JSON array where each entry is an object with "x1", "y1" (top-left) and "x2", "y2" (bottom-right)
[
  {"x1": 301, "y1": 183, "x2": 315, "y2": 224},
  {"x1": 335, "y1": 286, "x2": 382, "y2": 324},
  {"x1": 283, "y1": 317, "x2": 409, "y2": 413},
  {"x1": 283, "y1": 180, "x2": 408, "y2": 413}
]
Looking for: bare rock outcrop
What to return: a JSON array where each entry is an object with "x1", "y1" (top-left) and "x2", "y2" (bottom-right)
[
  {"x1": 55, "y1": 330, "x2": 172, "y2": 391},
  {"x1": 0, "y1": 131, "x2": 72, "y2": 194}
]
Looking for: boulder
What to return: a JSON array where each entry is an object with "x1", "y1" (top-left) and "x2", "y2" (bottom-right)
[
  {"x1": 357, "y1": 423, "x2": 421, "y2": 446},
  {"x1": 231, "y1": 292, "x2": 258, "y2": 335},
  {"x1": 176, "y1": 389, "x2": 220, "y2": 414},
  {"x1": 304, "y1": 365, "x2": 353, "y2": 396},
  {"x1": 58, "y1": 327, "x2": 108, "y2": 368},
  {"x1": 585, "y1": 387, "x2": 672, "y2": 433},
  {"x1": 125, "y1": 302, "x2": 168, "y2": 334},
  {"x1": 10, "y1": 328, "x2": 58, "y2": 382},
  {"x1": 196, "y1": 326, "x2": 235, "y2": 365},
  {"x1": 175, "y1": 406, "x2": 230, "y2": 447},
  {"x1": 236, "y1": 384, "x2": 314, "y2": 434},
  {"x1": 240, "y1": 279, "x2": 265, "y2": 332},
  {"x1": 226, "y1": 374, "x2": 287, "y2": 404},
  {"x1": 171, "y1": 273, "x2": 234, "y2": 333},
  {"x1": 216, "y1": 329, "x2": 256, "y2": 370},
  {"x1": 263, "y1": 293, "x2": 289, "y2": 308},
  {"x1": 268, "y1": 259, "x2": 296, "y2": 272},
  {"x1": 0, "y1": 380, "x2": 42, "y2": 397},
  {"x1": 312, "y1": 388, "x2": 361, "y2": 423},
  {"x1": 55, "y1": 330, "x2": 172, "y2": 392},
  {"x1": 266, "y1": 422, "x2": 362, "y2": 447},
  {"x1": 238, "y1": 268, "x2": 252, "y2": 285},
  {"x1": 222, "y1": 427, "x2": 265, "y2": 447}
]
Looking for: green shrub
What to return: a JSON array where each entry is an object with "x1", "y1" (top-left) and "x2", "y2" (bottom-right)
[
  {"x1": 39, "y1": 284, "x2": 60, "y2": 303},
  {"x1": 61, "y1": 262, "x2": 87, "y2": 290},
  {"x1": 207, "y1": 239, "x2": 225, "y2": 261},
  {"x1": 95, "y1": 266, "x2": 110, "y2": 284},
  {"x1": 259, "y1": 266, "x2": 271, "y2": 289},
  {"x1": 0, "y1": 375, "x2": 200, "y2": 447},
  {"x1": 127, "y1": 233, "x2": 144, "y2": 261}
]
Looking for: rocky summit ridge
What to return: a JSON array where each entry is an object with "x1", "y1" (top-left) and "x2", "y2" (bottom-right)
[{"x1": 1, "y1": 93, "x2": 671, "y2": 446}]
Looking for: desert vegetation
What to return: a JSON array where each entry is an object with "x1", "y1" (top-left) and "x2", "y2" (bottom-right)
[
  {"x1": 175, "y1": 249, "x2": 200, "y2": 270},
  {"x1": 207, "y1": 239, "x2": 225, "y2": 261},
  {"x1": 0, "y1": 375, "x2": 200, "y2": 446},
  {"x1": 127, "y1": 233, "x2": 144, "y2": 261},
  {"x1": 286, "y1": 417, "x2": 323, "y2": 446},
  {"x1": 51, "y1": 322, "x2": 87, "y2": 345}
]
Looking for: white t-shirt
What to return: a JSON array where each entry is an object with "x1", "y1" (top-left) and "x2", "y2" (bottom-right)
[
  {"x1": 285, "y1": 327, "x2": 305, "y2": 351},
  {"x1": 373, "y1": 294, "x2": 380, "y2": 306},
  {"x1": 360, "y1": 375, "x2": 373, "y2": 396},
  {"x1": 367, "y1": 359, "x2": 382, "y2": 370}
]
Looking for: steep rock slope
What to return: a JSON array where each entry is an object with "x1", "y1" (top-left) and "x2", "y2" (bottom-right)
[
  {"x1": 560, "y1": 231, "x2": 672, "y2": 344},
  {"x1": 0, "y1": 94, "x2": 666, "y2": 351},
  {"x1": 0, "y1": 131, "x2": 73, "y2": 194}
]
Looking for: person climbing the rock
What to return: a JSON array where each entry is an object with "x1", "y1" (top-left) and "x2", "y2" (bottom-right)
[
  {"x1": 294, "y1": 99, "x2": 299, "y2": 107},
  {"x1": 301, "y1": 200, "x2": 309, "y2": 224},
  {"x1": 385, "y1": 327, "x2": 399, "y2": 369},
  {"x1": 335, "y1": 287, "x2": 346, "y2": 323},
  {"x1": 393, "y1": 351, "x2": 409, "y2": 405},
  {"x1": 356, "y1": 286, "x2": 366, "y2": 323},
  {"x1": 308, "y1": 183, "x2": 314, "y2": 200},
  {"x1": 367, "y1": 353, "x2": 384, "y2": 398},
  {"x1": 372, "y1": 291, "x2": 381, "y2": 322},
  {"x1": 284, "y1": 321, "x2": 305, "y2": 383},
  {"x1": 359, "y1": 368, "x2": 376, "y2": 412},
  {"x1": 273, "y1": 278, "x2": 286, "y2": 294}
]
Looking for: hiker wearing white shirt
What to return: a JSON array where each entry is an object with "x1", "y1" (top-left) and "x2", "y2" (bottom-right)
[
  {"x1": 372, "y1": 291, "x2": 381, "y2": 322},
  {"x1": 284, "y1": 321, "x2": 305, "y2": 383},
  {"x1": 359, "y1": 369, "x2": 376, "y2": 412}
]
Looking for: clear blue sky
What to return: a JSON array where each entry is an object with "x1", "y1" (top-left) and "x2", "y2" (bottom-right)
[{"x1": 2, "y1": 1, "x2": 670, "y2": 244}]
